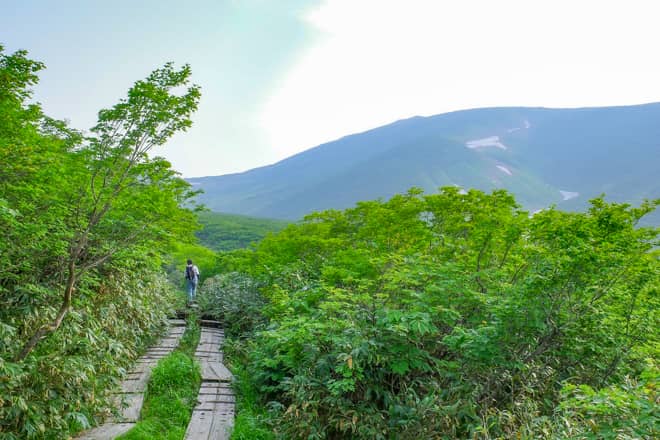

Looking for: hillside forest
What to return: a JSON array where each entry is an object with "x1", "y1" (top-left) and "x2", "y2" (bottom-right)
[{"x1": 1, "y1": 47, "x2": 659, "y2": 439}]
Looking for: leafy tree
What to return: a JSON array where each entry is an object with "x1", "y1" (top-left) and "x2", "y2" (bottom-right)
[
  {"x1": 14, "y1": 61, "x2": 201, "y2": 360},
  {"x1": 0, "y1": 45, "x2": 203, "y2": 438}
]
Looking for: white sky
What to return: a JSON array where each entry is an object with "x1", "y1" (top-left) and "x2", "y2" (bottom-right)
[
  {"x1": 3, "y1": 0, "x2": 660, "y2": 177},
  {"x1": 261, "y1": 0, "x2": 660, "y2": 157}
]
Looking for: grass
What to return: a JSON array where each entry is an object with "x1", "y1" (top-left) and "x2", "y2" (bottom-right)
[
  {"x1": 230, "y1": 365, "x2": 275, "y2": 440},
  {"x1": 117, "y1": 316, "x2": 201, "y2": 440},
  {"x1": 227, "y1": 344, "x2": 275, "y2": 440},
  {"x1": 176, "y1": 316, "x2": 201, "y2": 354}
]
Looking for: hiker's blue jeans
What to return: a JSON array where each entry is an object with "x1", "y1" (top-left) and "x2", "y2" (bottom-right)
[{"x1": 187, "y1": 279, "x2": 197, "y2": 301}]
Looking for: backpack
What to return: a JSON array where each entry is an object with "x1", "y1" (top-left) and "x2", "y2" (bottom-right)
[{"x1": 185, "y1": 265, "x2": 195, "y2": 281}]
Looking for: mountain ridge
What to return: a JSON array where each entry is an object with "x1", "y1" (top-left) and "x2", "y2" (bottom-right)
[{"x1": 189, "y1": 103, "x2": 660, "y2": 221}]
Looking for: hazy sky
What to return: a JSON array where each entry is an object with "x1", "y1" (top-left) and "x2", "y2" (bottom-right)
[{"x1": 3, "y1": 0, "x2": 660, "y2": 177}]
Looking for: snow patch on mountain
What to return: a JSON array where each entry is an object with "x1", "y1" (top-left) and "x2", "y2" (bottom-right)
[
  {"x1": 466, "y1": 136, "x2": 507, "y2": 150},
  {"x1": 507, "y1": 119, "x2": 531, "y2": 133},
  {"x1": 560, "y1": 190, "x2": 579, "y2": 201}
]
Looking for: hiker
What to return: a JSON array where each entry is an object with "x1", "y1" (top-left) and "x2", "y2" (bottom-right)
[{"x1": 185, "y1": 259, "x2": 200, "y2": 302}]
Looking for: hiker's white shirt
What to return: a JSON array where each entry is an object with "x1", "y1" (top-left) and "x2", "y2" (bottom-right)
[{"x1": 186, "y1": 265, "x2": 200, "y2": 282}]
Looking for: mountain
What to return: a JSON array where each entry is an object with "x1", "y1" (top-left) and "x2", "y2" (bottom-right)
[{"x1": 188, "y1": 103, "x2": 660, "y2": 221}]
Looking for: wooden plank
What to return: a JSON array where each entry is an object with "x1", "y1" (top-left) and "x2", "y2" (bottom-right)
[
  {"x1": 197, "y1": 391, "x2": 236, "y2": 403},
  {"x1": 184, "y1": 326, "x2": 234, "y2": 440},
  {"x1": 198, "y1": 356, "x2": 223, "y2": 363},
  {"x1": 77, "y1": 320, "x2": 186, "y2": 439},
  {"x1": 200, "y1": 349, "x2": 222, "y2": 354},
  {"x1": 213, "y1": 404, "x2": 235, "y2": 417},
  {"x1": 198, "y1": 342, "x2": 221, "y2": 350},
  {"x1": 118, "y1": 393, "x2": 144, "y2": 422},
  {"x1": 195, "y1": 343, "x2": 219, "y2": 351},
  {"x1": 200, "y1": 337, "x2": 221, "y2": 344},
  {"x1": 120, "y1": 375, "x2": 149, "y2": 393},
  {"x1": 198, "y1": 395, "x2": 236, "y2": 405},
  {"x1": 197, "y1": 387, "x2": 232, "y2": 397},
  {"x1": 194, "y1": 350, "x2": 222, "y2": 355},
  {"x1": 159, "y1": 340, "x2": 182, "y2": 348},
  {"x1": 200, "y1": 361, "x2": 233, "y2": 381},
  {"x1": 76, "y1": 422, "x2": 135, "y2": 439},
  {"x1": 185, "y1": 410, "x2": 214, "y2": 439}
]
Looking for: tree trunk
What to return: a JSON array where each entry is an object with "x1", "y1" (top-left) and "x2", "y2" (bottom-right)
[{"x1": 15, "y1": 263, "x2": 76, "y2": 361}]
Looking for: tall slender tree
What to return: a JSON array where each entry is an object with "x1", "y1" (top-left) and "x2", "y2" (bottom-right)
[{"x1": 14, "y1": 62, "x2": 201, "y2": 361}]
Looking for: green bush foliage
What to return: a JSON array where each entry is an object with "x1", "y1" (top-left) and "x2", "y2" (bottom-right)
[
  {"x1": 0, "y1": 270, "x2": 176, "y2": 438},
  {"x1": 209, "y1": 187, "x2": 658, "y2": 439},
  {"x1": 554, "y1": 362, "x2": 659, "y2": 439},
  {"x1": 198, "y1": 272, "x2": 267, "y2": 338},
  {"x1": 0, "y1": 46, "x2": 201, "y2": 438}
]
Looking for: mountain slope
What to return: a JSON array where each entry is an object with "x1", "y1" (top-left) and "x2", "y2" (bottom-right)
[
  {"x1": 189, "y1": 103, "x2": 660, "y2": 220},
  {"x1": 196, "y1": 211, "x2": 289, "y2": 251}
]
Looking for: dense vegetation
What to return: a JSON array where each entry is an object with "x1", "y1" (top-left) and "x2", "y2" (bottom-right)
[
  {"x1": 200, "y1": 187, "x2": 659, "y2": 439},
  {"x1": 196, "y1": 211, "x2": 289, "y2": 252},
  {"x1": 0, "y1": 46, "x2": 201, "y2": 438}
]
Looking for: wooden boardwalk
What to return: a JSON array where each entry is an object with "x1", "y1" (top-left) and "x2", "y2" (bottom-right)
[
  {"x1": 77, "y1": 319, "x2": 187, "y2": 439},
  {"x1": 184, "y1": 323, "x2": 235, "y2": 440}
]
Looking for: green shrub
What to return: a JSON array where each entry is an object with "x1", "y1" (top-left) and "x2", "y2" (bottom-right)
[
  {"x1": 553, "y1": 364, "x2": 659, "y2": 440},
  {"x1": 206, "y1": 188, "x2": 659, "y2": 439},
  {"x1": 198, "y1": 272, "x2": 267, "y2": 338},
  {"x1": 229, "y1": 360, "x2": 275, "y2": 440},
  {"x1": 0, "y1": 270, "x2": 175, "y2": 439},
  {"x1": 0, "y1": 45, "x2": 201, "y2": 438}
]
